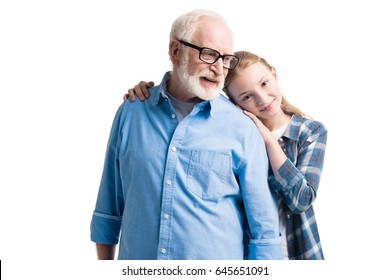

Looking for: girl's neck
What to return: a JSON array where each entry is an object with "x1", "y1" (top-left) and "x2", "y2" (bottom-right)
[{"x1": 262, "y1": 112, "x2": 292, "y2": 132}]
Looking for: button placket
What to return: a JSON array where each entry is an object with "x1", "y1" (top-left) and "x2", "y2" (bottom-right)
[{"x1": 157, "y1": 118, "x2": 188, "y2": 259}]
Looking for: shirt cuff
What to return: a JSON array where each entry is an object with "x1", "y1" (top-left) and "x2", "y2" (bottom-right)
[
  {"x1": 247, "y1": 235, "x2": 282, "y2": 260},
  {"x1": 90, "y1": 212, "x2": 122, "y2": 244}
]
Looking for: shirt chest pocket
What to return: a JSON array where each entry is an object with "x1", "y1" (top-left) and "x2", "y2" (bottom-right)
[{"x1": 186, "y1": 150, "x2": 232, "y2": 200}]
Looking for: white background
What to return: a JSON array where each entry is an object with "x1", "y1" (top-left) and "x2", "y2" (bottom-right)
[{"x1": 1, "y1": 0, "x2": 388, "y2": 278}]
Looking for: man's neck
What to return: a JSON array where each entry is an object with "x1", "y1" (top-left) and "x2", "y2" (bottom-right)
[{"x1": 166, "y1": 76, "x2": 203, "y2": 104}]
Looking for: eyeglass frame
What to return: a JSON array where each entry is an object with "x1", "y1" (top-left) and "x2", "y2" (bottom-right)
[{"x1": 178, "y1": 40, "x2": 240, "y2": 70}]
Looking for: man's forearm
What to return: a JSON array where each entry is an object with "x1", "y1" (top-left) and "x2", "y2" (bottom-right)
[{"x1": 96, "y1": 243, "x2": 116, "y2": 260}]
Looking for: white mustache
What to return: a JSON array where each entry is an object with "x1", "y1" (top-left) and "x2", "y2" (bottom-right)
[{"x1": 199, "y1": 70, "x2": 224, "y2": 84}]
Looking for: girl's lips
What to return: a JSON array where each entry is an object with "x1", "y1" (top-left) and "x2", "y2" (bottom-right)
[{"x1": 260, "y1": 100, "x2": 274, "y2": 112}]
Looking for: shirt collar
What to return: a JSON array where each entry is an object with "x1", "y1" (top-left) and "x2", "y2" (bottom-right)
[
  {"x1": 283, "y1": 114, "x2": 303, "y2": 141},
  {"x1": 150, "y1": 72, "x2": 171, "y2": 106}
]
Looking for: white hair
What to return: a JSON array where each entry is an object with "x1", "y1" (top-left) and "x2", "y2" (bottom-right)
[{"x1": 169, "y1": 9, "x2": 230, "y2": 42}]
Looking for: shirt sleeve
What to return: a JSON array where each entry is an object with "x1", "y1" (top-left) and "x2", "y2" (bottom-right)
[
  {"x1": 269, "y1": 121, "x2": 327, "y2": 213},
  {"x1": 240, "y1": 129, "x2": 282, "y2": 260},
  {"x1": 90, "y1": 104, "x2": 126, "y2": 245}
]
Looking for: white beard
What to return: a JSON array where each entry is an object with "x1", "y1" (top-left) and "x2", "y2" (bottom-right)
[{"x1": 177, "y1": 55, "x2": 224, "y2": 101}]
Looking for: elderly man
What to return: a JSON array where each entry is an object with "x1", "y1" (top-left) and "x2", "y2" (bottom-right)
[{"x1": 90, "y1": 9, "x2": 281, "y2": 260}]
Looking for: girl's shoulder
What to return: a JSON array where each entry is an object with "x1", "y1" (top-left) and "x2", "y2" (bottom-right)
[
  {"x1": 292, "y1": 114, "x2": 326, "y2": 132},
  {"x1": 289, "y1": 115, "x2": 327, "y2": 143}
]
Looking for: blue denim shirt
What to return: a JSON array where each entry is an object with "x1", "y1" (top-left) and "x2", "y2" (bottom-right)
[{"x1": 91, "y1": 72, "x2": 282, "y2": 260}]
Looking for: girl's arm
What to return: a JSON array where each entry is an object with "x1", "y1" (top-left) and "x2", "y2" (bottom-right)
[
  {"x1": 271, "y1": 121, "x2": 327, "y2": 213},
  {"x1": 243, "y1": 110, "x2": 287, "y2": 173},
  {"x1": 123, "y1": 81, "x2": 154, "y2": 102},
  {"x1": 244, "y1": 110, "x2": 327, "y2": 213}
]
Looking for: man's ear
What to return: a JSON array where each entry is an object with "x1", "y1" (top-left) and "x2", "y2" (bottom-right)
[{"x1": 169, "y1": 40, "x2": 181, "y2": 66}]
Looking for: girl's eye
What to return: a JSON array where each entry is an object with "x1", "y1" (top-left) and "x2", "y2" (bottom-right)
[
  {"x1": 242, "y1": 94, "x2": 252, "y2": 101},
  {"x1": 261, "y1": 80, "x2": 269, "y2": 87}
]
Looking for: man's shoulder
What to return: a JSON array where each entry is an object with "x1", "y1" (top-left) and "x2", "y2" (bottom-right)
[
  {"x1": 214, "y1": 95, "x2": 256, "y2": 124},
  {"x1": 214, "y1": 95, "x2": 239, "y2": 113}
]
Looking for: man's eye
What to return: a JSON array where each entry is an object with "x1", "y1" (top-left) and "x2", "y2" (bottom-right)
[
  {"x1": 223, "y1": 56, "x2": 233, "y2": 62},
  {"x1": 204, "y1": 50, "x2": 217, "y2": 57}
]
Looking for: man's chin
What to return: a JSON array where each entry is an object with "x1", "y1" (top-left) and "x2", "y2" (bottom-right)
[
  {"x1": 200, "y1": 84, "x2": 224, "y2": 100},
  {"x1": 196, "y1": 89, "x2": 221, "y2": 101}
]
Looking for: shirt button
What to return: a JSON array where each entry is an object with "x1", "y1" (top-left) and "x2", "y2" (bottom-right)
[
  {"x1": 171, "y1": 147, "x2": 177, "y2": 152},
  {"x1": 166, "y1": 180, "x2": 172, "y2": 185},
  {"x1": 171, "y1": 114, "x2": 176, "y2": 119},
  {"x1": 286, "y1": 214, "x2": 291, "y2": 219},
  {"x1": 164, "y1": 214, "x2": 169, "y2": 219},
  {"x1": 161, "y1": 248, "x2": 166, "y2": 254}
]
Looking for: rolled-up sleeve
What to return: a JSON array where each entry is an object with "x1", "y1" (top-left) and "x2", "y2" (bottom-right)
[
  {"x1": 247, "y1": 236, "x2": 282, "y2": 259},
  {"x1": 91, "y1": 212, "x2": 122, "y2": 244},
  {"x1": 90, "y1": 105, "x2": 125, "y2": 245},
  {"x1": 240, "y1": 129, "x2": 282, "y2": 260}
]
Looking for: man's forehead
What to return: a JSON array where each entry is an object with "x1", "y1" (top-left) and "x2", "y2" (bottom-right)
[{"x1": 192, "y1": 18, "x2": 234, "y2": 53}]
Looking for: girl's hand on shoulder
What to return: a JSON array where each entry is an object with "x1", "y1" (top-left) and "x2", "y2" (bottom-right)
[
  {"x1": 123, "y1": 81, "x2": 154, "y2": 102},
  {"x1": 243, "y1": 110, "x2": 272, "y2": 142},
  {"x1": 243, "y1": 110, "x2": 266, "y2": 131}
]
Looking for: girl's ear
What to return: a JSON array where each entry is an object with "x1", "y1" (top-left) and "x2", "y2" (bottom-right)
[
  {"x1": 169, "y1": 40, "x2": 181, "y2": 66},
  {"x1": 271, "y1": 66, "x2": 279, "y2": 81}
]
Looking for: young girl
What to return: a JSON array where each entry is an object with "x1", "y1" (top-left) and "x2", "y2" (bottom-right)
[{"x1": 124, "y1": 51, "x2": 327, "y2": 260}]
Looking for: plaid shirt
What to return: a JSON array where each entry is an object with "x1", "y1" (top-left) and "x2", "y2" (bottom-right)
[{"x1": 269, "y1": 114, "x2": 327, "y2": 260}]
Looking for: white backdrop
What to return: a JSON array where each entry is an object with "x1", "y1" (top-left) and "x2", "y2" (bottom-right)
[{"x1": 1, "y1": 0, "x2": 388, "y2": 279}]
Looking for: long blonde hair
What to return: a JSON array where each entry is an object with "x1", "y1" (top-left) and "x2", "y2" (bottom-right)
[{"x1": 223, "y1": 51, "x2": 309, "y2": 119}]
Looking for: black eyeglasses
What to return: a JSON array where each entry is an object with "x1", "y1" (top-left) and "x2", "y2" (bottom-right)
[{"x1": 179, "y1": 40, "x2": 240, "y2": 70}]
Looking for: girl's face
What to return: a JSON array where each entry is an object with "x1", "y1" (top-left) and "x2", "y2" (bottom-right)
[{"x1": 227, "y1": 62, "x2": 283, "y2": 120}]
